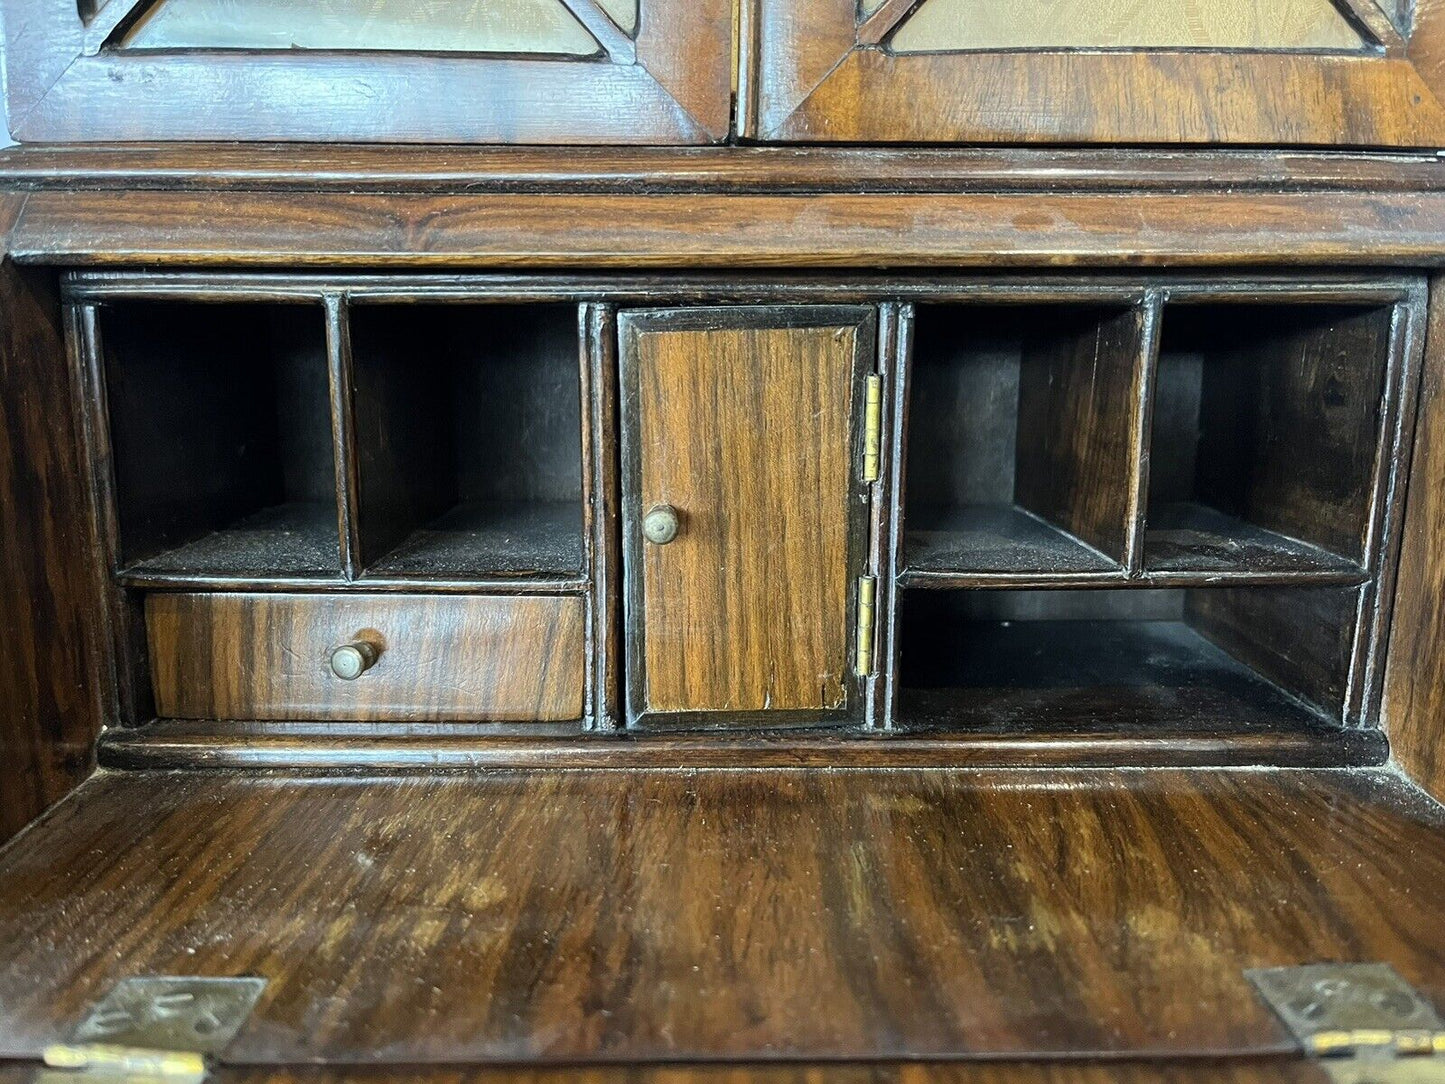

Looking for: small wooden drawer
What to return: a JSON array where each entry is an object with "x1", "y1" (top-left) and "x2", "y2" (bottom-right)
[{"x1": 146, "y1": 593, "x2": 586, "y2": 723}]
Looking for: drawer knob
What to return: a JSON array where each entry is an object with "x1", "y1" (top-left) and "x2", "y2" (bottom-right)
[
  {"x1": 330, "y1": 641, "x2": 380, "y2": 681},
  {"x1": 643, "y1": 504, "x2": 681, "y2": 545}
]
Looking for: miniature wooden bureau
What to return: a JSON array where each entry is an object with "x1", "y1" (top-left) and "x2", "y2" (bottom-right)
[{"x1": 3, "y1": 2, "x2": 1445, "y2": 1082}]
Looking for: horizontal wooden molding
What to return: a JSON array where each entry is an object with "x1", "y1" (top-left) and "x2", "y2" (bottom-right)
[
  {"x1": 11, "y1": 189, "x2": 1445, "y2": 268},
  {"x1": 97, "y1": 719, "x2": 1390, "y2": 771},
  {"x1": 3, "y1": 145, "x2": 1445, "y2": 194}
]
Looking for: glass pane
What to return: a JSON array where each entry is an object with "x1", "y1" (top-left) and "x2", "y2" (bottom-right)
[
  {"x1": 120, "y1": 0, "x2": 614, "y2": 54},
  {"x1": 860, "y1": 0, "x2": 888, "y2": 16},
  {"x1": 598, "y1": 0, "x2": 637, "y2": 35},
  {"x1": 890, "y1": 0, "x2": 1366, "y2": 52}
]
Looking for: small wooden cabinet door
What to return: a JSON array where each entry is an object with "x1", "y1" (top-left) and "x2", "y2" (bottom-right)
[
  {"x1": 619, "y1": 308, "x2": 876, "y2": 728},
  {"x1": 3, "y1": 0, "x2": 730, "y2": 143},
  {"x1": 745, "y1": 0, "x2": 1445, "y2": 146}
]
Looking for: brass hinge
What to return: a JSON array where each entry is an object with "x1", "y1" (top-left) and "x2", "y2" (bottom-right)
[
  {"x1": 855, "y1": 575, "x2": 877, "y2": 677},
  {"x1": 1249, "y1": 965, "x2": 1445, "y2": 1083},
  {"x1": 37, "y1": 977, "x2": 266, "y2": 1083},
  {"x1": 862, "y1": 374, "x2": 882, "y2": 484}
]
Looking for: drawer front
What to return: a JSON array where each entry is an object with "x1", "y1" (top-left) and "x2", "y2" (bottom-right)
[{"x1": 147, "y1": 593, "x2": 586, "y2": 722}]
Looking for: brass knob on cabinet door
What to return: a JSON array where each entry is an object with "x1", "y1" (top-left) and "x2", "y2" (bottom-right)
[
  {"x1": 330, "y1": 641, "x2": 380, "y2": 681},
  {"x1": 643, "y1": 504, "x2": 681, "y2": 545}
]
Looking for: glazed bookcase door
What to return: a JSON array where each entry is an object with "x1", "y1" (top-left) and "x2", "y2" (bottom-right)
[
  {"x1": 4, "y1": 0, "x2": 731, "y2": 142},
  {"x1": 744, "y1": 0, "x2": 1445, "y2": 145}
]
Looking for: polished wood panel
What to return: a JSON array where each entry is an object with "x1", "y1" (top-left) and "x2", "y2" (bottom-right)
[
  {"x1": 0, "y1": 258, "x2": 106, "y2": 843},
  {"x1": 1384, "y1": 272, "x2": 1445, "y2": 800},
  {"x1": 146, "y1": 592, "x2": 586, "y2": 723},
  {"x1": 1, "y1": 0, "x2": 730, "y2": 144},
  {"x1": 17, "y1": 189, "x2": 1445, "y2": 268},
  {"x1": 777, "y1": 52, "x2": 1445, "y2": 144},
  {"x1": 751, "y1": 0, "x2": 1445, "y2": 145},
  {"x1": 0, "y1": 769, "x2": 1441, "y2": 1062},
  {"x1": 621, "y1": 309, "x2": 867, "y2": 719}
]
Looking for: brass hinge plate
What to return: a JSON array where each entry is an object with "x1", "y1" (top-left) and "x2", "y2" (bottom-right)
[
  {"x1": 862, "y1": 373, "x2": 882, "y2": 484},
  {"x1": 37, "y1": 977, "x2": 266, "y2": 1083},
  {"x1": 855, "y1": 575, "x2": 877, "y2": 677},
  {"x1": 1249, "y1": 964, "x2": 1445, "y2": 1083}
]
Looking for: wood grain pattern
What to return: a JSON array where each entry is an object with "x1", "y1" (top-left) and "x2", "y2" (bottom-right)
[
  {"x1": 622, "y1": 311, "x2": 866, "y2": 718},
  {"x1": 0, "y1": 1059, "x2": 1364, "y2": 1083},
  {"x1": 18, "y1": 189, "x2": 1445, "y2": 269},
  {"x1": 0, "y1": 768, "x2": 1442, "y2": 1062},
  {"x1": 0, "y1": 257, "x2": 107, "y2": 843},
  {"x1": 1186, "y1": 585, "x2": 1360, "y2": 724},
  {"x1": 1199, "y1": 305, "x2": 1392, "y2": 562},
  {"x1": 97, "y1": 717, "x2": 1391, "y2": 770},
  {"x1": 1384, "y1": 272, "x2": 1445, "y2": 801},
  {"x1": 3, "y1": 0, "x2": 730, "y2": 144},
  {"x1": 146, "y1": 592, "x2": 586, "y2": 723},
  {"x1": 7, "y1": 145, "x2": 1445, "y2": 194},
  {"x1": 1145, "y1": 303, "x2": 1397, "y2": 572},
  {"x1": 1015, "y1": 307, "x2": 1146, "y2": 563},
  {"x1": 759, "y1": 18, "x2": 1445, "y2": 146}
]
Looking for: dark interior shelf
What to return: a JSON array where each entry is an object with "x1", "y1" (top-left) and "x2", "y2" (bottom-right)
[
  {"x1": 1145, "y1": 302, "x2": 1391, "y2": 576},
  {"x1": 1144, "y1": 501, "x2": 1364, "y2": 577},
  {"x1": 363, "y1": 499, "x2": 584, "y2": 578},
  {"x1": 119, "y1": 500, "x2": 340, "y2": 579},
  {"x1": 904, "y1": 503, "x2": 1117, "y2": 577},
  {"x1": 896, "y1": 586, "x2": 1360, "y2": 732},
  {"x1": 902, "y1": 303, "x2": 1142, "y2": 574},
  {"x1": 98, "y1": 299, "x2": 339, "y2": 578},
  {"x1": 900, "y1": 618, "x2": 1333, "y2": 733},
  {"x1": 350, "y1": 302, "x2": 585, "y2": 579}
]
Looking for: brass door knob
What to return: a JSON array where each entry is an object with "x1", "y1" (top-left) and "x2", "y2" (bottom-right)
[
  {"x1": 643, "y1": 504, "x2": 681, "y2": 545},
  {"x1": 330, "y1": 641, "x2": 380, "y2": 681}
]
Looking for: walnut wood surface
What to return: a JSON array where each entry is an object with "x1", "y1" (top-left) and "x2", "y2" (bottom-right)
[
  {"x1": 622, "y1": 311, "x2": 865, "y2": 718},
  {"x1": 0, "y1": 768, "x2": 1442, "y2": 1063},
  {"x1": 16, "y1": 189, "x2": 1445, "y2": 268},
  {"x1": 1014, "y1": 307, "x2": 1146, "y2": 563},
  {"x1": 0, "y1": 258, "x2": 107, "y2": 843},
  {"x1": 1185, "y1": 586, "x2": 1359, "y2": 723},
  {"x1": 751, "y1": 0, "x2": 1445, "y2": 146},
  {"x1": 5, "y1": 145, "x2": 1445, "y2": 193},
  {"x1": 771, "y1": 51, "x2": 1445, "y2": 146},
  {"x1": 1171, "y1": 304, "x2": 1393, "y2": 563},
  {"x1": 1385, "y1": 272, "x2": 1445, "y2": 800},
  {"x1": 97, "y1": 718, "x2": 1390, "y2": 770},
  {"x1": 0, "y1": 1061, "x2": 1360, "y2": 1083},
  {"x1": 1, "y1": 0, "x2": 731, "y2": 144},
  {"x1": 147, "y1": 593, "x2": 586, "y2": 723}
]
